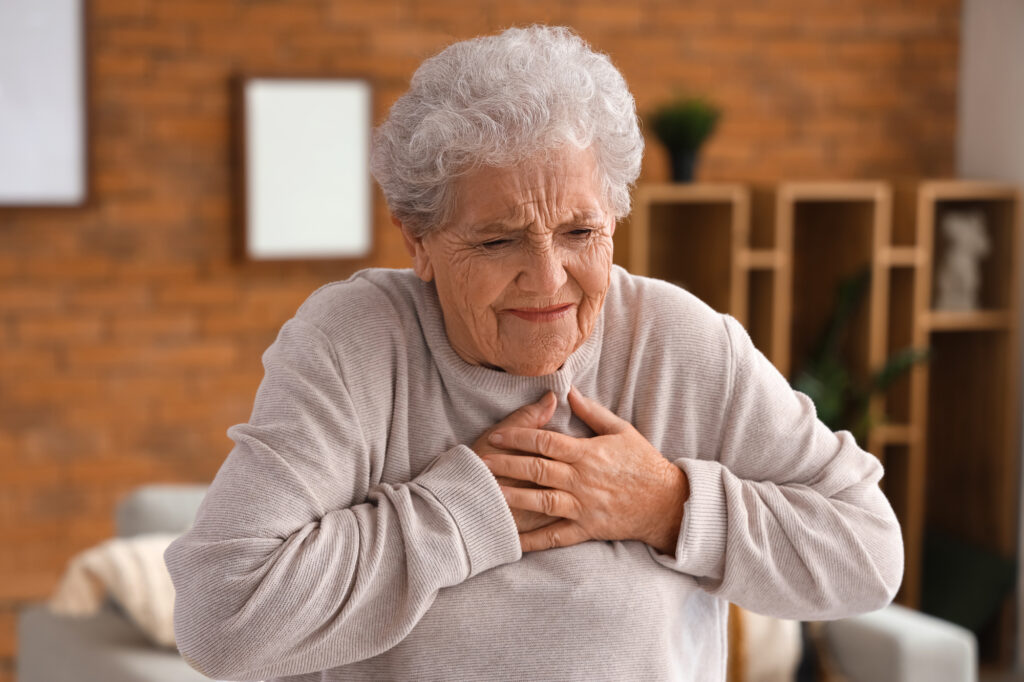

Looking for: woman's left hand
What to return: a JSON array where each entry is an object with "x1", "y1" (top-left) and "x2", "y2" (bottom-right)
[{"x1": 481, "y1": 386, "x2": 690, "y2": 555}]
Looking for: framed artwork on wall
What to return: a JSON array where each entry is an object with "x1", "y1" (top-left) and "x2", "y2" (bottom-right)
[
  {"x1": 238, "y1": 77, "x2": 373, "y2": 261},
  {"x1": 0, "y1": 0, "x2": 87, "y2": 206}
]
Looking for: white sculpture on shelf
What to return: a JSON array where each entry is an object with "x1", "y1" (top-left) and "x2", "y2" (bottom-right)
[{"x1": 934, "y1": 210, "x2": 990, "y2": 311}]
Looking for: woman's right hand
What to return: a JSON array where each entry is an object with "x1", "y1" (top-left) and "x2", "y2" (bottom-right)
[{"x1": 471, "y1": 391, "x2": 559, "y2": 534}]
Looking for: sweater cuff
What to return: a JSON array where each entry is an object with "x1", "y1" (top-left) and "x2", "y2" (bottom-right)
[
  {"x1": 648, "y1": 458, "x2": 728, "y2": 579},
  {"x1": 417, "y1": 444, "x2": 522, "y2": 577}
]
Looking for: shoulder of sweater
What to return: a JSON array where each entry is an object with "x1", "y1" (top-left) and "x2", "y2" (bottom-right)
[
  {"x1": 291, "y1": 268, "x2": 420, "y2": 342},
  {"x1": 606, "y1": 265, "x2": 736, "y2": 349}
]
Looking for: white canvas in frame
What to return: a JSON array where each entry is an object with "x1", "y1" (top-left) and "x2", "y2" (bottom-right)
[
  {"x1": 0, "y1": 0, "x2": 86, "y2": 205},
  {"x1": 244, "y1": 78, "x2": 372, "y2": 260}
]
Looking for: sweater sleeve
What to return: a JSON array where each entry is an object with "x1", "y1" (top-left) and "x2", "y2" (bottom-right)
[
  {"x1": 648, "y1": 314, "x2": 904, "y2": 620},
  {"x1": 164, "y1": 317, "x2": 522, "y2": 681}
]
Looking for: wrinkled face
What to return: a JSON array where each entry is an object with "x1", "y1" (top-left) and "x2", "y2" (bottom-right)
[{"x1": 400, "y1": 147, "x2": 616, "y2": 376}]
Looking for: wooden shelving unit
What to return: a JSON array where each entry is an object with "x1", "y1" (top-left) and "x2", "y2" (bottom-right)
[
  {"x1": 908, "y1": 181, "x2": 1022, "y2": 665},
  {"x1": 624, "y1": 179, "x2": 1022, "y2": 665}
]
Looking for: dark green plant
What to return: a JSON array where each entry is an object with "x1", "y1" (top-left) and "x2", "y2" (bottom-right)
[
  {"x1": 649, "y1": 96, "x2": 721, "y2": 152},
  {"x1": 790, "y1": 265, "x2": 931, "y2": 446}
]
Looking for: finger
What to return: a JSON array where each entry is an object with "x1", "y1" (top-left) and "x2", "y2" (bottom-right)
[
  {"x1": 568, "y1": 385, "x2": 625, "y2": 435},
  {"x1": 483, "y1": 454, "x2": 576, "y2": 489},
  {"x1": 500, "y1": 485, "x2": 582, "y2": 520},
  {"x1": 519, "y1": 519, "x2": 590, "y2": 553},
  {"x1": 488, "y1": 427, "x2": 583, "y2": 463},
  {"x1": 497, "y1": 391, "x2": 557, "y2": 430}
]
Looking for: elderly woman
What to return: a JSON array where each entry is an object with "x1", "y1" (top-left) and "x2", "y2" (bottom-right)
[{"x1": 166, "y1": 25, "x2": 903, "y2": 681}]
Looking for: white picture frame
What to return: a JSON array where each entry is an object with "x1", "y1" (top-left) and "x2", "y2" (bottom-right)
[
  {"x1": 0, "y1": 0, "x2": 87, "y2": 206},
  {"x1": 240, "y1": 77, "x2": 373, "y2": 261}
]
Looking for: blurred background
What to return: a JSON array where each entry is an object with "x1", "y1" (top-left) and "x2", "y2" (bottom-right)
[{"x1": 2, "y1": 1, "x2": 1023, "y2": 681}]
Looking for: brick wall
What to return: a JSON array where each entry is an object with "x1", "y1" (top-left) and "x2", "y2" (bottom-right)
[{"x1": 0, "y1": 0, "x2": 960, "y2": 677}]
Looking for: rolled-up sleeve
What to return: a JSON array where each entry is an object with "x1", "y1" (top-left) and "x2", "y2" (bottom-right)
[
  {"x1": 649, "y1": 314, "x2": 904, "y2": 620},
  {"x1": 164, "y1": 317, "x2": 521, "y2": 681}
]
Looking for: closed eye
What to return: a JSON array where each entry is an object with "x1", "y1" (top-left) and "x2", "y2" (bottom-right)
[
  {"x1": 566, "y1": 227, "x2": 596, "y2": 238},
  {"x1": 480, "y1": 238, "x2": 513, "y2": 249}
]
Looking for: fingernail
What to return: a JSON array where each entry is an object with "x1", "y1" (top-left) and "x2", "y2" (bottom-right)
[{"x1": 489, "y1": 431, "x2": 504, "y2": 445}]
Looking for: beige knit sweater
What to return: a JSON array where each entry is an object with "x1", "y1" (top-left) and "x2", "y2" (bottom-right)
[{"x1": 165, "y1": 266, "x2": 903, "y2": 681}]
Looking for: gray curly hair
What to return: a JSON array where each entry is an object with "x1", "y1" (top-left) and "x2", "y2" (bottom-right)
[{"x1": 370, "y1": 25, "x2": 644, "y2": 237}]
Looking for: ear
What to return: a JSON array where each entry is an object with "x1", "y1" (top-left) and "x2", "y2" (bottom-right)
[{"x1": 392, "y1": 214, "x2": 435, "y2": 282}]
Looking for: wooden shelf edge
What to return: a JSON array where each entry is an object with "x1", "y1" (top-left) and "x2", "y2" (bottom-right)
[
  {"x1": 737, "y1": 250, "x2": 784, "y2": 269},
  {"x1": 777, "y1": 180, "x2": 890, "y2": 202},
  {"x1": 919, "y1": 179, "x2": 1022, "y2": 202},
  {"x1": 872, "y1": 424, "x2": 917, "y2": 446},
  {"x1": 880, "y1": 247, "x2": 923, "y2": 267},
  {"x1": 635, "y1": 183, "x2": 749, "y2": 204},
  {"x1": 924, "y1": 310, "x2": 1014, "y2": 331}
]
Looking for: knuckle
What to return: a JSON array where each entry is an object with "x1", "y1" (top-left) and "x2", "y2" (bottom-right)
[
  {"x1": 545, "y1": 528, "x2": 561, "y2": 550},
  {"x1": 529, "y1": 457, "x2": 547, "y2": 483},
  {"x1": 570, "y1": 496, "x2": 584, "y2": 519},
  {"x1": 540, "y1": 489, "x2": 558, "y2": 516},
  {"x1": 537, "y1": 430, "x2": 553, "y2": 452}
]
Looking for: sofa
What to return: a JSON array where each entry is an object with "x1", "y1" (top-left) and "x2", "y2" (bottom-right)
[{"x1": 17, "y1": 484, "x2": 979, "y2": 682}]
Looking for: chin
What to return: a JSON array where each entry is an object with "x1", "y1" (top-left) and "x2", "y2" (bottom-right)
[
  {"x1": 498, "y1": 338, "x2": 575, "y2": 376},
  {"x1": 501, "y1": 358, "x2": 568, "y2": 376}
]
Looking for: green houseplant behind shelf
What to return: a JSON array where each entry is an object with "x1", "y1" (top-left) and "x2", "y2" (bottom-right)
[
  {"x1": 648, "y1": 96, "x2": 720, "y2": 182},
  {"x1": 789, "y1": 265, "x2": 931, "y2": 448}
]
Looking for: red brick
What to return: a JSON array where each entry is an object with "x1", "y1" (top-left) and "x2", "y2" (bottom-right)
[
  {"x1": 111, "y1": 311, "x2": 198, "y2": 340},
  {"x1": 326, "y1": 2, "x2": 409, "y2": 27},
  {"x1": 0, "y1": 349, "x2": 58, "y2": 375},
  {"x1": 16, "y1": 316, "x2": 106, "y2": 344},
  {"x1": 151, "y1": 115, "x2": 224, "y2": 145},
  {"x1": 157, "y1": 281, "x2": 240, "y2": 307},
  {"x1": 152, "y1": 58, "x2": 229, "y2": 86},
  {"x1": 113, "y1": 261, "x2": 199, "y2": 282},
  {"x1": 0, "y1": 287, "x2": 64, "y2": 312},
  {"x1": 96, "y1": 25, "x2": 193, "y2": 53},
  {"x1": 90, "y1": 0, "x2": 152, "y2": 20},
  {"x1": 0, "y1": 569, "x2": 61, "y2": 601},
  {"x1": 23, "y1": 257, "x2": 115, "y2": 281},
  {"x1": 69, "y1": 285, "x2": 151, "y2": 310},
  {"x1": 241, "y1": 3, "x2": 323, "y2": 27},
  {"x1": 647, "y1": 6, "x2": 721, "y2": 31},
  {"x1": 153, "y1": 2, "x2": 241, "y2": 24},
  {"x1": 101, "y1": 83, "x2": 196, "y2": 111},
  {"x1": 93, "y1": 51, "x2": 152, "y2": 79},
  {"x1": 195, "y1": 27, "x2": 283, "y2": 59},
  {"x1": 371, "y1": 27, "x2": 454, "y2": 57},
  {"x1": 66, "y1": 341, "x2": 237, "y2": 370},
  {"x1": 6, "y1": 377, "x2": 104, "y2": 405},
  {"x1": 728, "y1": 9, "x2": 798, "y2": 34}
]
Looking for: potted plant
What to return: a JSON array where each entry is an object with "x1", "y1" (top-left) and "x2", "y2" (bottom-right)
[
  {"x1": 648, "y1": 95, "x2": 721, "y2": 182},
  {"x1": 790, "y1": 265, "x2": 931, "y2": 447}
]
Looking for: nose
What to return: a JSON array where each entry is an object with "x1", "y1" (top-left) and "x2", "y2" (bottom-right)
[{"x1": 517, "y1": 243, "x2": 568, "y2": 296}]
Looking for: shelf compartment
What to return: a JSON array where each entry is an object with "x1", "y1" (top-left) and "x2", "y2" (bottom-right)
[
  {"x1": 922, "y1": 183, "x2": 1020, "y2": 313},
  {"x1": 784, "y1": 193, "x2": 884, "y2": 388},
  {"x1": 925, "y1": 329, "x2": 1018, "y2": 556},
  {"x1": 629, "y1": 184, "x2": 749, "y2": 317}
]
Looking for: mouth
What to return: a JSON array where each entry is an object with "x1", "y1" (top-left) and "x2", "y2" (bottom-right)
[{"x1": 504, "y1": 303, "x2": 575, "y2": 322}]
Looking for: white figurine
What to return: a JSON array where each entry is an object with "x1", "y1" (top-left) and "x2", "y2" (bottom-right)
[{"x1": 934, "y1": 210, "x2": 990, "y2": 311}]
